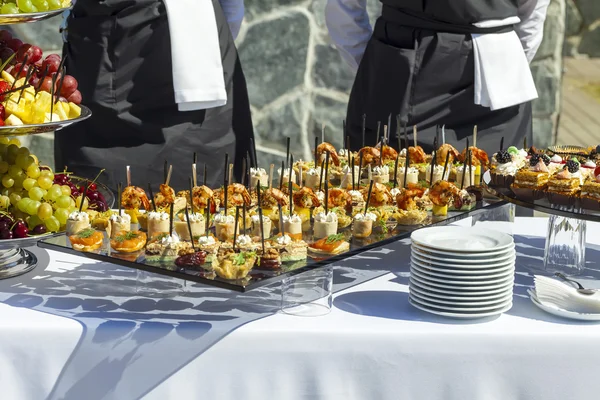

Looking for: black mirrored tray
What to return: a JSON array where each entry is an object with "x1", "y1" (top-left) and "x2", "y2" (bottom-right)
[{"x1": 38, "y1": 200, "x2": 507, "y2": 292}]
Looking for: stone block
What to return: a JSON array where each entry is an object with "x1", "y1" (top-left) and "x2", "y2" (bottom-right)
[
  {"x1": 531, "y1": 59, "x2": 561, "y2": 116},
  {"x1": 566, "y1": 0, "x2": 583, "y2": 36},
  {"x1": 255, "y1": 96, "x2": 310, "y2": 160},
  {"x1": 238, "y1": 12, "x2": 310, "y2": 108},
  {"x1": 310, "y1": 95, "x2": 349, "y2": 150},
  {"x1": 7, "y1": 19, "x2": 62, "y2": 52},
  {"x1": 28, "y1": 133, "x2": 55, "y2": 170},
  {"x1": 533, "y1": 117, "x2": 555, "y2": 148},
  {"x1": 579, "y1": 26, "x2": 600, "y2": 57},
  {"x1": 246, "y1": 0, "x2": 306, "y2": 20},
  {"x1": 312, "y1": 44, "x2": 354, "y2": 92},
  {"x1": 574, "y1": 0, "x2": 600, "y2": 26},
  {"x1": 534, "y1": 0, "x2": 565, "y2": 61}
]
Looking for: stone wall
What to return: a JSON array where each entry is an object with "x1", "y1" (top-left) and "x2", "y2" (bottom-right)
[
  {"x1": 7, "y1": 1, "x2": 569, "y2": 170},
  {"x1": 565, "y1": 0, "x2": 600, "y2": 57}
]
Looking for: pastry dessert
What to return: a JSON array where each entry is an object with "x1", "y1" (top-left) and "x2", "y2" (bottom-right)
[
  {"x1": 249, "y1": 167, "x2": 268, "y2": 188},
  {"x1": 282, "y1": 213, "x2": 302, "y2": 240},
  {"x1": 511, "y1": 154, "x2": 550, "y2": 201},
  {"x1": 251, "y1": 214, "x2": 272, "y2": 238},
  {"x1": 352, "y1": 212, "x2": 376, "y2": 238},
  {"x1": 213, "y1": 248, "x2": 257, "y2": 280},
  {"x1": 174, "y1": 212, "x2": 205, "y2": 241},
  {"x1": 490, "y1": 149, "x2": 518, "y2": 187},
  {"x1": 396, "y1": 166, "x2": 419, "y2": 187},
  {"x1": 147, "y1": 211, "x2": 170, "y2": 239},
  {"x1": 256, "y1": 247, "x2": 282, "y2": 270},
  {"x1": 581, "y1": 167, "x2": 600, "y2": 210},
  {"x1": 455, "y1": 164, "x2": 476, "y2": 188},
  {"x1": 313, "y1": 211, "x2": 338, "y2": 239},
  {"x1": 196, "y1": 235, "x2": 219, "y2": 263},
  {"x1": 110, "y1": 230, "x2": 147, "y2": 253},
  {"x1": 371, "y1": 165, "x2": 390, "y2": 184},
  {"x1": 214, "y1": 213, "x2": 237, "y2": 241},
  {"x1": 271, "y1": 234, "x2": 308, "y2": 262},
  {"x1": 109, "y1": 212, "x2": 131, "y2": 239},
  {"x1": 66, "y1": 211, "x2": 90, "y2": 237},
  {"x1": 547, "y1": 160, "x2": 583, "y2": 206},
  {"x1": 69, "y1": 228, "x2": 104, "y2": 252},
  {"x1": 145, "y1": 233, "x2": 192, "y2": 263}
]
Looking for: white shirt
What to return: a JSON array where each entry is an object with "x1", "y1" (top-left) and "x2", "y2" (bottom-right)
[{"x1": 325, "y1": 0, "x2": 550, "y2": 70}]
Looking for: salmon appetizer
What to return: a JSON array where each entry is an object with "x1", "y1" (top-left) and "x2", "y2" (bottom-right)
[
  {"x1": 69, "y1": 228, "x2": 104, "y2": 252},
  {"x1": 110, "y1": 231, "x2": 147, "y2": 253}
]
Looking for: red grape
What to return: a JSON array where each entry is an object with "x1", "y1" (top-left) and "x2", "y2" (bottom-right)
[
  {"x1": 0, "y1": 30, "x2": 12, "y2": 43},
  {"x1": 25, "y1": 46, "x2": 42, "y2": 64},
  {"x1": 41, "y1": 55, "x2": 60, "y2": 75},
  {"x1": 39, "y1": 76, "x2": 53, "y2": 93},
  {"x1": 45, "y1": 54, "x2": 60, "y2": 61},
  {"x1": 60, "y1": 75, "x2": 78, "y2": 97},
  {"x1": 67, "y1": 90, "x2": 82, "y2": 105},
  {"x1": 0, "y1": 104, "x2": 5, "y2": 120},
  {"x1": 15, "y1": 44, "x2": 31, "y2": 63},
  {"x1": 11, "y1": 63, "x2": 30, "y2": 79},
  {"x1": 0, "y1": 48, "x2": 14, "y2": 64},
  {"x1": 7, "y1": 38, "x2": 23, "y2": 53},
  {"x1": 29, "y1": 75, "x2": 40, "y2": 88}
]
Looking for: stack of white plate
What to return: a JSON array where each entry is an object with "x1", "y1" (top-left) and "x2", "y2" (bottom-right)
[{"x1": 409, "y1": 226, "x2": 516, "y2": 319}]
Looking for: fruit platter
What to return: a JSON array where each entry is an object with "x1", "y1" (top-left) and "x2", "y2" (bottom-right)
[
  {"x1": 0, "y1": 0, "x2": 71, "y2": 25},
  {"x1": 0, "y1": 28, "x2": 90, "y2": 135},
  {"x1": 40, "y1": 125, "x2": 506, "y2": 291},
  {"x1": 483, "y1": 142, "x2": 600, "y2": 222}
]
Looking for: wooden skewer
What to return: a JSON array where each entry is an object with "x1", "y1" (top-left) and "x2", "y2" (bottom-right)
[
  {"x1": 268, "y1": 164, "x2": 274, "y2": 189},
  {"x1": 473, "y1": 125, "x2": 478, "y2": 149},
  {"x1": 192, "y1": 164, "x2": 197, "y2": 187},
  {"x1": 321, "y1": 123, "x2": 325, "y2": 144},
  {"x1": 126, "y1": 165, "x2": 131, "y2": 187},
  {"x1": 165, "y1": 165, "x2": 173, "y2": 186},
  {"x1": 413, "y1": 125, "x2": 417, "y2": 148},
  {"x1": 228, "y1": 164, "x2": 234, "y2": 184}
]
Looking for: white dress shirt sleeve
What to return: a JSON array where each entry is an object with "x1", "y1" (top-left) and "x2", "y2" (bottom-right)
[
  {"x1": 515, "y1": 0, "x2": 551, "y2": 63},
  {"x1": 325, "y1": 0, "x2": 372, "y2": 71},
  {"x1": 219, "y1": 0, "x2": 245, "y2": 40}
]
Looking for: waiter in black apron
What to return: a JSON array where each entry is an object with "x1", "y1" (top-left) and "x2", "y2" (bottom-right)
[
  {"x1": 56, "y1": 0, "x2": 254, "y2": 190},
  {"x1": 326, "y1": 0, "x2": 550, "y2": 154}
]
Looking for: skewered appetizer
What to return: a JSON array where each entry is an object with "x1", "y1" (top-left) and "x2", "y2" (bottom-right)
[
  {"x1": 352, "y1": 212, "x2": 376, "y2": 238},
  {"x1": 174, "y1": 212, "x2": 205, "y2": 241},
  {"x1": 145, "y1": 232, "x2": 192, "y2": 263},
  {"x1": 256, "y1": 247, "x2": 282, "y2": 270},
  {"x1": 271, "y1": 234, "x2": 308, "y2": 262},
  {"x1": 213, "y1": 248, "x2": 257, "y2": 280}
]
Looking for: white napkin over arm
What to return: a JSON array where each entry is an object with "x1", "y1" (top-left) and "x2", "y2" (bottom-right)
[{"x1": 162, "y1": 0, "x2": 228, "y2": 112}]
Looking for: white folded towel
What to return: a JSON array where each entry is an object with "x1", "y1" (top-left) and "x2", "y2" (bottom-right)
[
  {"x1": 163, "y1": 0, "x2": 228, "y2": 112},
  {"x1": 471, "y1": 18, "x2": 538, "y2": 111},
  {"x1": 533, "y1": 275, "x2": 600, "y2": 314}
]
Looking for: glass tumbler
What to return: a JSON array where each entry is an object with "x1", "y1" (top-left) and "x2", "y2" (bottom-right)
[
  {"x1": 471, "y1": 203, "x2": 515, "y2": 236},
  {"x1": 280, "y1": 266, "x2": 333, "y2": 317},
  {"x1": 543, "y1": 215, "x2": 586, "y2": 276}
]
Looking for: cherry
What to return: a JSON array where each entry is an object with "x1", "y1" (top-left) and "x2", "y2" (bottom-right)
[
  {"x1": 32, "y1": 225, "x2": 47, "y2": 235},
  {"x1": 87, "y1": 192, "x2": 99, "y2": 201},
  {"x1": 0, "y1": 230, "x2": 13, "y2": 240},
  {"x1": 0, "y1": 221, "x2": 9, "y2": 232},
  {"x1": 595, "y1": 166, "x2": 600, "y2": 177},
  {"x1": 6, "y1": 38, "x2": 23, "y2": 53},
  {"x1": 0, "y1": 104, "x2": 5, "y2": 121},
  {"x1": 0, "y1": 47, "x2": 14, "y2": 64},
  {"x1": 88, "y1": 183, "x2": 97, "y2": 191},
  {"x1": 0, "y1": 30, "x2": 12, "y2": 43}
]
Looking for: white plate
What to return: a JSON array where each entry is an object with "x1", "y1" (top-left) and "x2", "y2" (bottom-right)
[
  {"x1": 411, "y1": 226, "x2": 514, "y2": 253},
  {"x1": 409, "y1": 257, "x2": 516, "y2": 275},
  {"x1": 411, "y1": 265, "x2": 514, "y2": 286},
  {"x1": 409, "y1": 297, "x2": 513, "y2": 319},
  {"x1": 412, "y1": 247, "x2": 515, "y2": 265},
  {"x1": 409, "y1": 276, "x2": 514, "y2": 296},
  {"x1": 411, "y1": 258, "x2": 515, "y2": 280},
  {"x1": 411, "y1": 242, "x2": 515, "y2": 259},
  {"x1": 409, "y1": 273, "x2": 514, "y2": 291},
  {"x1": 410, "y1": 286, "x2": 513, "y2": 306},
  {"x1": 410, "y1": 280, "x2": 512, "y2": 301},
  {"x1": 409, "y1": 292, "x2": 512, "y2": 312},
  {"x1": 528, "y1": 290, "x2": 600, "y2": 321},
  {"x1": 411, "y1": 251, "x2": 516, "y2": 269}
]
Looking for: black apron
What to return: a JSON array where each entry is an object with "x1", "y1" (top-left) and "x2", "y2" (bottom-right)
[
  {"x1": 346, "y1": 0, "x2": 532, "y2": 155},
  {"x1": 55, "y1": 0, "x2": 254, "y2": 191}
]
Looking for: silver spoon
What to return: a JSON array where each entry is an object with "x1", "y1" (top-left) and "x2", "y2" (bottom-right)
[{"x1": 555, "y1": 273, "x2": 596, "y2": 295}]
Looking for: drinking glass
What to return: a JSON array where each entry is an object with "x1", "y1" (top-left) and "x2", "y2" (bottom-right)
[
  {"x1": 471, "y1": 203, "x2": 515, "y2": 236},
  {"x1": 280, "y1": 266, "x2": 333, "y2": 317},
  {"x1": 543, "y1": 215, "x2": 586, "y2": 276}
]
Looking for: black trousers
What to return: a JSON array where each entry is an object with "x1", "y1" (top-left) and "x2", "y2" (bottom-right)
[
  {"x1": 55, "y1": 0, "x2": 254, "y2": 191},
  {"x1": 346, "y1": 17, "x2": 532, "y2": 155}
]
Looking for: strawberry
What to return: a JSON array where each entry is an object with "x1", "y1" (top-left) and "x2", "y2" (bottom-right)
[
  {"x1": 0, "y1": 119, "x2": 4, "y2": 126},
  {"x1": 594, "y1": 166, "x2": 600, "y2": 177},
  {"x1": 0, "y1": 81, "x2": 10, "y2": 102},
  {"x1": 0, "y1": 104, "x2": 5, "y2": 121}
]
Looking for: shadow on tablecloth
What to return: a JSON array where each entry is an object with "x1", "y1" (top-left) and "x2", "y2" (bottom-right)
[{"x1": 0, "y1": 239, "x2": 409, "y2": 400}]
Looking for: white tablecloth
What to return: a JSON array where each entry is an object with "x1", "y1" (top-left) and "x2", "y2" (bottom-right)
[{"x1": 1, "y1": 215, "x2": 600, "y2": 400}]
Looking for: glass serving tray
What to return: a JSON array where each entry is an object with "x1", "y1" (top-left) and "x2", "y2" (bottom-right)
[
  {"x1": 0, "y1": 105, "x2": 91, "y2": 136},
  {"x1": 0, "y1": 6, "x2": 72, "y2": 25},
  {"x1": 38, "y1": 200, "x2": 506, "y2": 292}
]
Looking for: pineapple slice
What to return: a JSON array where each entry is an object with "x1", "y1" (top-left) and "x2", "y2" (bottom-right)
[
  {"x1": 68, "y1": 102, "x2": 81, "y2": 118},
  {"x1": 1, "y1": 71, "x2": 14, "y2": 85},
  {"x1": 5, "y1": 114, "x2": 24, "y2": 126}
]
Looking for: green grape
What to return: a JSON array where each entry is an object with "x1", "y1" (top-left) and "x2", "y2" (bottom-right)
[
  {"x1": 60, "y1": 185, "x2": 71, "y2": 196},
  {"x1": 75, "y1": 195, "x2": 89, "y2": 211},
  {"x1": 25, "y1": 200, "x2": 41, "y2": 216},
  {"x1": 31, "y1": 0, "x2": 48, "y2": 11},
  {"x1": 0, "y1": 3, "x2": 19, "y2": 13},
  {"x1": 45, "y1": 216, "x2": 60, "y2": 232},
  {"x1": 40, "y1": 170, "x2": 54, "y2": 180},
  {"x1": 17, "y1": 0, "x2": 37, "y2": 13},
  {"x1": 28, "y1": 215, "x2": 43, "y2": 230},
  {"x1": 7, "y1": 139, "x2": 20, "y2": 147},
  {"x1": 2, "y1": 175, "x2": 14, "y2": 188},
  {"x1": 56, "y1": 195, "x2": 71, "y2": 209},
  {"x1": 0, "y1": 195, "x2": 9, "y2": 209},
  {"x1": 16, "y1": 147, "x2": 29, "y2": 157},
  {"x1": 9, "y1": 193, "x2": 21, "y2": 207},
  {"x1": 47, "y1": 0, "x2": 60, "y2": 10},
  {"x1": 37, "y1": 203, "x2": 53, "y2": 221},
  {"x1": 29, "y1": 187, "x2": 44, "y2": 201},
  {"x1": 47, "y1": 185, "x2": 62, "y2": 201},
  {"x1": 17, "y1": 198, "x2": 31, "y2": 213},
  {"x1": 38, "y1": 176, "x2": 53, "y2": 190},
  {"x1": 26, "y1": 164, "x2": 40, "y2": 179},
  {"x1": 54, "y1": 208, "x2": 69, "y2": 225},
  {"x1": 0, "y1": 161, "x2": 9, "y2": 174},
  {"x1": 15, "y1": 155, "x2": 34, "y2": 170},
  {"x1": 8, "y1": 165, "x2": 21, "y2": 179},
  {"x1": 1, "y1": 188, "x2": 10, "y2": 197},
  {"x1": 69, "y1": 198, "x2": 76, "y2": 208},
  {"x1": 22, "y1": 178, "x2": 37, "y2": 191},
  {"x1": 0, "y1": 139, "x2": 10, "y2": 146},
  {"x1": 13, "y1": 174, "x2": 25, "y2": 189}
]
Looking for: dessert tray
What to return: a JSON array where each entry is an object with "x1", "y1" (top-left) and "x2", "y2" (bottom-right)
[
  {"x1": 0, "y1": 7, "x2": 72, "y2": 25},
  {"x1": 39, "y1": 200, "x2": 505, "y2": 292},
  {"x1": 483, "y1": 171, "x2": 600, "y2": 222}
]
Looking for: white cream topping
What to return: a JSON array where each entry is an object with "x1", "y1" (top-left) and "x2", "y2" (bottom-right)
[
  {"x1": 180, "y1": 213, "x2": 204, "y2": 223},
  {"x1": 148, "y1": 211, "x2": 169, "y2": 221},
  {"x1": 398, "y1": 166, "x2": 419, "y2": 175},
  {"x1": 214, "y1": 213, "x2": 235, "y2": 224},
  {"x1": 314, "y1": 211, "x2": 338, "y2": 223},
  {"x1": 390, "y1": 187, "x2": 401, "y2": 197},
  {"x1": 338, "y1": 149, "x2": 349, "y2": 157},
  {"x1": 160, "y1": 233, "x2": 180, "y2": 245},
  {"x1": 283, "y1": 214, "x2": 302, "y2": 224},
  {"x1": 354, "y1": 212, "x2": 377, "y2": 222},
  {"x1": 250, "y1": 167, "x2": 267, "y2": 177},
  {"x1": 550, "y1": 155, "x2": 562, "y2": 163},
  {"x1": 236, "y1": 234, "x2": 253, "y2": 246},
  {"x1": 109, "y1": 213, "x2": 131, "y2": 224},
  {"x1": 278, "y1": 167, "x2": 295, "y2": 178},
  {"x1": 315, "y1": 191, "x2": 326, "y2": 204},
  {"x1": 583, "y1": 160, "x2": 596, "y2": 168},
  {"x1": 348, "y1": 190, "x2": 364, "y2": 202},
  {"x1": 68, "y1": 211, "x2": 89, "y2": 222},
  {"x1": 198, "y1": 236, "x2": 216, "y2": 246},
  {"x1": 496, "y1": 162, "x2": 519, "y2": 175},
  {"x1": 372, "y1": 165, "x2": 389, "y2": 176},
  {"x1": 306, "y1": 167, "x2": 321, "y2": 176},
  {"x1": 251, "y1": 214, "x2": 271, "y2": 224},
  {"x1": 399, "y1": 148, "x2": 407, "y2": 156},
  {"x1": 276, "y1": 234, "x2": 292, "y2": 245}
]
